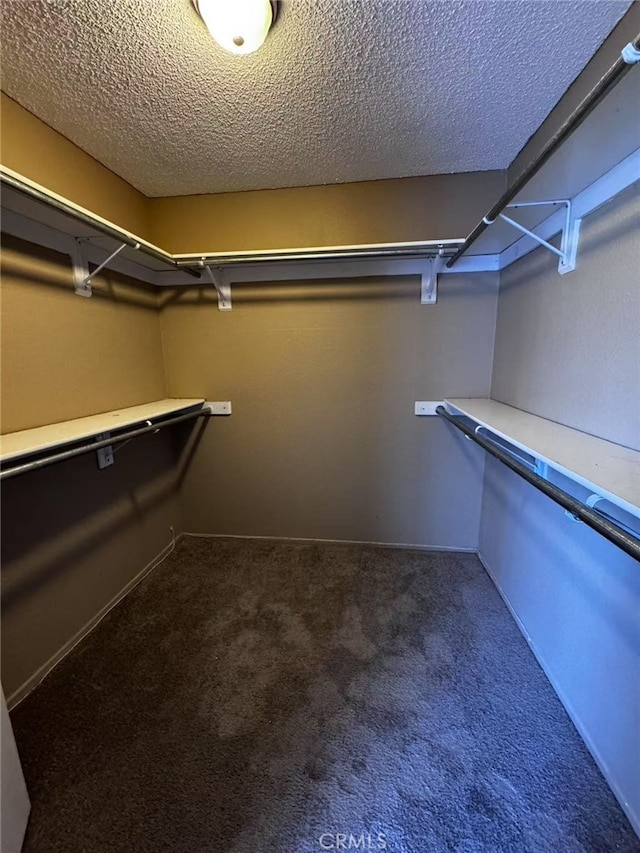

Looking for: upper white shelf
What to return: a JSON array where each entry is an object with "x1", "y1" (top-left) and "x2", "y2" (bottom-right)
[
  {"x1": 0, "y1": 398, "x2": 205, "y2": 464},
  {"x1": 0, "y1": 170, "x2": 462, "y2": 272},
  {"x1": 445, "y1": 398, "x2": 640, "y2": 519}
]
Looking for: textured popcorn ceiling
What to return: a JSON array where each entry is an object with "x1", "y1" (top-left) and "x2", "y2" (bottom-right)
[{"x1": 0, "y1": 0, "x2": 632, "y2": 197}]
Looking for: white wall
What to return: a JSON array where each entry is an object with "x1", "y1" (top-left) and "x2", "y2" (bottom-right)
[{"x1": 480, "y1": 187, "x2": 640, "y2": 832}]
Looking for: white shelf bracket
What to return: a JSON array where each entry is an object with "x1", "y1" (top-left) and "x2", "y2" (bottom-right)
[
  {"x1": 95, "y1": 432, "x2": 114, "y2": 469},
  {"x1": 70, "y1": 239, "x2": 92, "y2": 297},
  {"x1": 420, "y1": 252, "x2": 445, "y2": 304},
  {"x1": 202, "y1": 262, "x2": 232, "y2": 311},
  {"x1": 485, "y1": 200, "x2": 582, "y2": 275}
]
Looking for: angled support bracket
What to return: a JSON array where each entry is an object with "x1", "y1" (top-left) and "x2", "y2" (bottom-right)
[
  {"x1": 84, "y1": 241, "x2": 132, "y2": 286},
  {"x1": 70, "y1": 239, "x2": 138, "y2": 297},
  {"x1": 485, "y1": 200, "x2": 581, "y2": 275},
  {"x1": 420, "y1": 253, "x2": 446, "y2": 304},
  {"x1": 202, "y1": 262, "x2": 232, "y2": 311}
]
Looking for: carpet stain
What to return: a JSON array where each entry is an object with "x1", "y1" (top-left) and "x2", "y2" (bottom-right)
[{"x1": 10, "y1": 537, "x2": 640, "y2": 853}]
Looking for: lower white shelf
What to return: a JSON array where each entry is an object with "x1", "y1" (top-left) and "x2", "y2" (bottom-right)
[
  {"x1": 444, "y1": 398, "x2": 640, "y2": 520},
  {"x1": 0, "y1": 398, "x2": 205, "y2": 464}
]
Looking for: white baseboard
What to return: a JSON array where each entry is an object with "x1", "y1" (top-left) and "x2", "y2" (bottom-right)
[
  {"x1": 7, "y1": 532, "x2": 183, "y2": 710},
  {"x1": 183, "y1": 531, "x2": 477, "y2": 553},
  {"x1": 477, "y1": 550, "x2": 640, "y2": 839}
]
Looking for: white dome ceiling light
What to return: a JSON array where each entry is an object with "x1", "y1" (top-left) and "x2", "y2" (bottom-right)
[{"x1": 194, "y1": 0, "x2": 277, "y2": 56}]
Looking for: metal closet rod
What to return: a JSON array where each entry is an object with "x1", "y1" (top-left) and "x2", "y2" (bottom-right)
[
  {"x1": 0, "y1": 170, "x2": 202, "y2": 279},
  {"x1": 436, "y1": 406, "x2": 640, "y2": 562},
  {"x1": 175, "y1": 241, "x2": 464, "y2": 267},
  {"x1": 0, "y1": 409, "x2": 209, "y2": 482},
  {"x1": 446, "y1": 32, "x2": 640, "y2": 268}
]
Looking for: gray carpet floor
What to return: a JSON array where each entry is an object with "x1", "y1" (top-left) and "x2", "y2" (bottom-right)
[{"x1": 10, "y1": 537, "x2": 640, "y2": 853}]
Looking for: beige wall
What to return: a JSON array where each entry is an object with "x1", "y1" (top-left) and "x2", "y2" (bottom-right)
[
  {"x1": 159, "y1": 271, "x2": 498, "y2": 547},
  {"x1": 153, "y1": 171, "x2": 502, "y2": 547},
  {"x1": 148, "y1": 171, "x2": 504, "y2": 253},
  {"x1": 0, "y1": 94, "x2": 149, "y2": 239},
  {"x1": 0, "y1": 237, "x2": 166, "y2": 433},
  {"x1": 0, "y1": 238, "x2": 184, "y2": 702}
]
